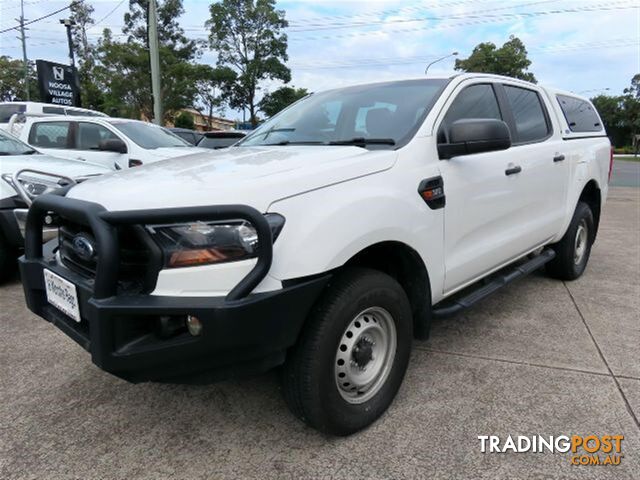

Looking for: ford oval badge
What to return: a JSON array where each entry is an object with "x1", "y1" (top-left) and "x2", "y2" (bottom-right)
[{"x1": 72, "y1": 235, "x2": 95, "y2": 261}]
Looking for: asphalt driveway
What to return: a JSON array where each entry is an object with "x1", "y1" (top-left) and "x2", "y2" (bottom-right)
[
  {"x1": 611, "y1": 158, "x2": 640, "y2": 188},
  {"x1": 0, "y1": 187, "x2": 638, "y2": 480}
]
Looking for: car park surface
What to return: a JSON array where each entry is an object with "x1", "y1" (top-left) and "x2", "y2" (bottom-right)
[{"x1": 1, "y1": 185, "x2": 638, "y2": 479}]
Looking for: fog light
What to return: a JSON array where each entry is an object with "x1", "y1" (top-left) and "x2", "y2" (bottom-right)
[{"x1": 186, "y1": 315, "x2": 203, "y2": 336}]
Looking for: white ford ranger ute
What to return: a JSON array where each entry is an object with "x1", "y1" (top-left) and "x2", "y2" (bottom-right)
[{"x1": 20, "y1": 74, "x2": 612, "y2": 435}]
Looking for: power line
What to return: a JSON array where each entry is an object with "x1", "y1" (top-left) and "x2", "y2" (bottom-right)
[
  {"x1": 94, "y1": 0, "x2": 127, "y2": 26},
  {"x1": 288, "y1": 3, "x2": 640, "y2": 42},
  {"x1": 288, "y1": 39, "x2": 639, "y2": 70},
  {"x1": 286, "y1": 0, "x2": 497, "y2": 26},
  {"x1": 287, "y1": 0, "x2": 558, "y2": 31},
  {"x1": 0, "y1": 0, "x2": 84, "y2": 35}
]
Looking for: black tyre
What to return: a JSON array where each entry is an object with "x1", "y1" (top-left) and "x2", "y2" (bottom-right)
[
  {"x1": 546, "y1": 201, "x2": 595, "y2": 281},
  {"x1": 281, "y1": 267, "x2": 413, "y2": 436},
  {"x1": 0, "y1": 229, "x2": 17, "y2": 283}
]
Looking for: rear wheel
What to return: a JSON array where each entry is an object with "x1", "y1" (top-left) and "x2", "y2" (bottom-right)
[
  {"x1": 546, "y1": 201, "x2": 594, "y2": 281},
  {"x1": 281, "y1": 268, "x2": 412, "y2": 435}
]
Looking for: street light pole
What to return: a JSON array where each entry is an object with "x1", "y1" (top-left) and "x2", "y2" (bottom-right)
[
  {"x1": 59, "y1": 19, "x2": 76, "y2": 68},
  {"x1": 425, "y1": 51, "x2": 459, "y2": 75}
]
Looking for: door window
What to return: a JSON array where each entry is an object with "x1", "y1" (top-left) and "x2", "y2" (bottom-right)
[
  {"x1": 77, "y1": 122, "x2": 120, "y2": 150},
  {"x1": 503, "y1": 86, "x2": 550, "y2": 143},
  {"x1": 439, "y1": 84, "x2": 502, "y2": 143},
  {"x1": 28, "y1": 121, "x2": 71, "y2": 149}
]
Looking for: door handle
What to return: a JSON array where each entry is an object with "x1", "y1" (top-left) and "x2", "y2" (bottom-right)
[
  {"x1": 553, "y1": 154, "x2": 565, "y2": 162},
  {"x1": 505, "y1": 165, "x2": 522, "y2": 176},
  {"x1": 76, "y1": 157, "x2": 86, "y2": 161}
]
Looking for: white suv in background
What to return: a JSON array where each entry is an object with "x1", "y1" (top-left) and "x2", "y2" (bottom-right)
[
  {"x1": 0, "y1": 101, "x2": 107, "y2": 132},
  {"x1": 14, "y1": 117, "x2": 207, "y2": 170}
]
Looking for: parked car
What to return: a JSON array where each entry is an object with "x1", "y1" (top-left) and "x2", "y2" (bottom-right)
[
  {"x1": 0, "y1": 129, "x2": 110, "y2": 282},
  {"x1": 13, "y1": 116, "x2": 207, "y2": 170},
  {"x1": 20, "y1": 74, "x2": 611, "y2": 435},
  {"x1": 196, "y1": 130, "x2": 246, "y2": 149},
  {"x1": 167, "y1": 127, "x2": 204, "y2": 146},
  {"x1": 0, "y1": 101, "x2": 107, "y2": 133}
]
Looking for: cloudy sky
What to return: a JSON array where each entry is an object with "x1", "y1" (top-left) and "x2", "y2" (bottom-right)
[{"x1": 0, "y1": 0, "x2": 638, "y2": 118}]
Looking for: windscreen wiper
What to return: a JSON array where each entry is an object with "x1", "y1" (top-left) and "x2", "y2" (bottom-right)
[
  {"x1": 262, "y1": 140, "x2": 324, "y2": 146},
  {"x1": 328, "y1": 137, "x2": 396, "y2": 147}
]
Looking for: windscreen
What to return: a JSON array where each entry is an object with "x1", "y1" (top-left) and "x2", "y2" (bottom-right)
[
  {"x1": 240, "y1": 79, "x2": 448, "y2": 149},
  {"x1": 113, "y1": 121, "x2": 191, "y2": 149},
  {"x1": 0, "y1": 128, "x2": 37, "y2": 155}
]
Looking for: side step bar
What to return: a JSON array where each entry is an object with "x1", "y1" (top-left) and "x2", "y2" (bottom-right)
[{"x1": 432, "y1": 249, "x2": 556, "y2": 319}]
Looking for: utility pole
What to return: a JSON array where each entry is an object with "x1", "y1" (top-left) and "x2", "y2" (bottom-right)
[
  {"x1": 148, "y1": 0, "x2": 162, "y2": 125},
  {"x1": 18, "y1": 0, "x2": 29, "y2": 100},
  {"x1": 59, "y1": 19, "x2": 76, "y2": 68}
]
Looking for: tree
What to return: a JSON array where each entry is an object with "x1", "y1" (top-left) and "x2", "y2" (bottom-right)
[
  {"x1": 622, "y1": 73, "x2": 640, "y2": 144},
  {"x1": 69, "y1": 2, "x2": 105, "y2": 111},
  {"x1": 259, "y1": 86, "x2": 308, "y2": 117},
  {"x1": 455, "y1": 35, "x2": 536, "y2": 83},
  {"x1": 193, "y1": 64, "x2": 237, "y2": 128},
  {"x1": 174, "y1": 111, "x2": 195, "y2": 129},
  {"x1": 207, "y1": 0, "x2": 290, "y2": 127},
  {"x1": 92, "y1": 0, "x2": 203, "y2": 122},
  {"x1": 69, "y1": 1, "x2": 95, "y2": 64},
  {"x1": 590, "y1": 74, "x2": 640, "y2": 147},
  {"x1": 123, "y1": 0, "x2": 198, "y2": 60},
  {"x1": 591, "y1": 95, "x2": 626, "y2": 146},
  {"x1": 0, "y1": 56, "x2": 39, "y2": 101}
]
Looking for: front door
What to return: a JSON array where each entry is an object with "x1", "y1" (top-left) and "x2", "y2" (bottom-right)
[
  {"x1": 74, "y1": 121, "x2": 128, "y2": 170},
  {"x1": 437, "y1": 82, "x2": 536, "y2": 292}
]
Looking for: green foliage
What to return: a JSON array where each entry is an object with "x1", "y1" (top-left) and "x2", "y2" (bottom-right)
[
  {"x1": 207, "y1": 0, "x2": 290, "y2": 126},
  {"x1": 193, "y1": 64, "x2": 237, "y2": 128},
  {"x1": 591, "y1": 74, "x2": 640, "y2": 147},
  {"x1": 69, "y1": 1, "x2": 95, "y2": 64},
  {"x1": 89, "y1": 0, "x2": 204, "y2": 122},
  {"x1": 455, "y1": 35, "x2": 536, "y2": 83},
  {"x1": 0, "y1": 56, "x2": 39, "y2": 102},
  {"x1": 174, "y1": 111, "x2": 195, "y2": 129},
  {"x1": 259, "y1": 86, "x2": 308, "y2": 117}
]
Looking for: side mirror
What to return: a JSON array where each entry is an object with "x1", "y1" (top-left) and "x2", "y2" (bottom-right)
[
  {"x1": 438, "y1": 119, "x2": 511, "y2": 159},
  {"x1": 98, "y1": 138, "x2": 127, "y2": 154}
]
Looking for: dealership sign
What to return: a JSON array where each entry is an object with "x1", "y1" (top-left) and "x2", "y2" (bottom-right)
[{"x1": 36, "y1": 60, "x2": 81, "y2": 107}]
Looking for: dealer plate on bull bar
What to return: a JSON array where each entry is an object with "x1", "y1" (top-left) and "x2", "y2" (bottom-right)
[{"x1": 43, "y1": 269, "x2": 81, "y2": 323}]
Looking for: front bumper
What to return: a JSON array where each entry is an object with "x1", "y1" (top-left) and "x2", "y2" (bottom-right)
[{"x1": 19, "y1": 191, "x2": 329, "y2": 383}]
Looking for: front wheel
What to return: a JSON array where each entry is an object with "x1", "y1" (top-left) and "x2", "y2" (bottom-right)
[
  {"x1": 546, "y1": 201, "x2": 595, "y2": 281},
  {"x1": 281, "y1": 268, "x2": 413, "y2": 436}
]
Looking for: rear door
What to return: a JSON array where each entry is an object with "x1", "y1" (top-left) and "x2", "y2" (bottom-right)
[
  {"x1": 27, "y1": 120, "x2": 74, "y2": 158},
  {"x1": 498, "y1": 82, "x2": 567, "y2": 244}
]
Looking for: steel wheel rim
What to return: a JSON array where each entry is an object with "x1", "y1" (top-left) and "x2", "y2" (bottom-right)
[
  {"x1": 334, "y1": 306, "x2": 397, "y2": 404},
  {"x1": 574, "y1": 219, "x2": 588, "y2": 265}
]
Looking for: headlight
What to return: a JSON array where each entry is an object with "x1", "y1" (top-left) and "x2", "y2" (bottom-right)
[{"x1": 146, "y1": 213, "x2": 285, "y2": 268}]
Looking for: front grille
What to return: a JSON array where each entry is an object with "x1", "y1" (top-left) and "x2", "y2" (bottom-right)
[{"x1": 59, "y1": 220, "x2": 157, "y2": 293}]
